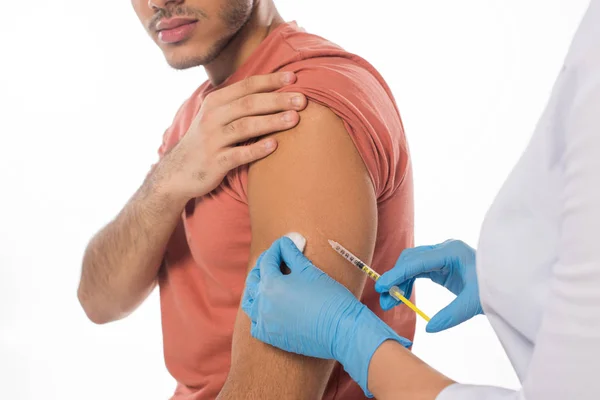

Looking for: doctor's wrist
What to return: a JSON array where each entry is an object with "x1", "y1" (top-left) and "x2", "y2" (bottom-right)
[
  {"x1": 367, "y1": 340, "x2": 455, "y2": 400},
  {"x1": 334, "y1": 305, "x2": 411, "y2": 398}
]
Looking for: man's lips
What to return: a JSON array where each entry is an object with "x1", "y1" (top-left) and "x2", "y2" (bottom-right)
[
  {"x1": 156, "y1": 17, "x2": 198, "y2": 32},
  {"x1": 155, "y1": 18, "x2": 198, "y2": 44}
]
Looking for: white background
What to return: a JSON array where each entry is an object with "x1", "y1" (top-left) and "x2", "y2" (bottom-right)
[{"x1": 0, "y1": 0, "x2": 590, "y2": 398}]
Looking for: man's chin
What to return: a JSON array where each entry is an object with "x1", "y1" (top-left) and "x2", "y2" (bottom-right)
[
  {"x1": 164, "y1": 53, "x2": 206, "y2": 70},
  {"x1": 161, "y1": 35, "x2": 232, "y2": 70}
]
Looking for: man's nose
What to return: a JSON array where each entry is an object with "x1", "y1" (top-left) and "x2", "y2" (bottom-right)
[{"x1": 148, "y1": 0, "x2": 184, "y2": 10}]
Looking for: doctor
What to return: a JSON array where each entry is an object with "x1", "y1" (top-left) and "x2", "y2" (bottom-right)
[{"x1": 241, "y1": 1, "x2": 600, "y2": 399}]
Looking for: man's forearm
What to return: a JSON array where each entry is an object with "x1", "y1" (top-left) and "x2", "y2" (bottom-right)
[
  {"x1": 78, "y1": 172, "x2": 187, "y2": 324},
  {"x1": 77, "y1": 73, "x2": 306, "y2": 324}
]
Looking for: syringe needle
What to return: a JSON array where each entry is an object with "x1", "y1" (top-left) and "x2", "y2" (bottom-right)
[{"x1": 329, "y1": 239, "x2": 431, "y2": 322}]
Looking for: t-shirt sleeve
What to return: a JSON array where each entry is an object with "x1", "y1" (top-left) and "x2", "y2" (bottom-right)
[{"x1": 275, "y1": 58, "x2": 409, "y2": 201}]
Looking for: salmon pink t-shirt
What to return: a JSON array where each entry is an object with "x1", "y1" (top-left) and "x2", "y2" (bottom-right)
[{"x1": 157, "y1": 22, "x2": 415, "y2": 400}]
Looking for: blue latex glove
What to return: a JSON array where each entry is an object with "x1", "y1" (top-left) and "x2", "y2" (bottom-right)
[
  {"x1": 375, "y1": 239, "x2": 483, "y2": 333},
  {"x1": 242, "y1": 236, "x2": 411, "y2": 397}
]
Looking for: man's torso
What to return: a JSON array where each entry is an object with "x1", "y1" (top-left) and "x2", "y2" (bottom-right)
[{"x1": 157, "y1": 22, "x2": 416, "y2": 400}]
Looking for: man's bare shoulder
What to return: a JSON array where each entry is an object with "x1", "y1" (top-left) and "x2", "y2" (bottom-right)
[
  {"x1": 247, "y1": 100, "x2": 377, "y2": 284},
  {"x1": 248, "y1": 101, "x2": 365, "y2": 180},
  {"x1": 224, "y1": 100, "x2": 377, "y2": 399}
]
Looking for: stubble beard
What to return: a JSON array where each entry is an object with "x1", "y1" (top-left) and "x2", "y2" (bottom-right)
[{"x1": 167, "y1": 0, "x2": 254, "y2": 70}]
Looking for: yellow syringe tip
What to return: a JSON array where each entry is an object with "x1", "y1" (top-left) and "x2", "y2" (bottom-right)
[
  {"x1": 328, "y1": 238, "x2": 431, "y2": 323},
  {"x1": 389, "y1": 286, "x2": 431, "y2": 322}
]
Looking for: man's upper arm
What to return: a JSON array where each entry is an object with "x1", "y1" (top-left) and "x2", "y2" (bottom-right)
[{"x1": 218, "y1": 102, "x2": 378, "y2": 399}]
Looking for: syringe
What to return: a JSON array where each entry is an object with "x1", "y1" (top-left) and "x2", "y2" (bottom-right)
[{"x1": 328, "y1": 239, "x2": 431, "y2": 322}]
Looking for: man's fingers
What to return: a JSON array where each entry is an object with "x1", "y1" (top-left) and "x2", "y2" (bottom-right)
[
  {"x1": 222, "y1": 111, "x2": 300, "y2": 146},
  {"x1": 220, "y1": 92, "x2": 307, "y2": 125},
  {"x1": 206, "y1": 72, "x2": 298, "y2": 107},
  {"x1": 217, "y1": 139, "x2": 278, "y2": 171}
]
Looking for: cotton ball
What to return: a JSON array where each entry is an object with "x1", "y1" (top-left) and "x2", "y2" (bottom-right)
[{"x1": 284, "y1": 232, "x2": 306, "y2": 253}]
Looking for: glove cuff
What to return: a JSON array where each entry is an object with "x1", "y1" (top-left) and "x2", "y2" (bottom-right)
[{"x1": 335, "y1": 305, "x2": 410, "y2": 398}]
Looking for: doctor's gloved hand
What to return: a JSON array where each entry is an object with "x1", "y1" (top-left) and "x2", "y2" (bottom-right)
[
  {"x1": 376, "y1": 240, "x2": 483, "y2": 333},
  {"x1": 242, "y1": 236, "x2": 411, "y2": 397}
]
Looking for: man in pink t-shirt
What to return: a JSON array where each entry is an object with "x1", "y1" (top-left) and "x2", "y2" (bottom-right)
[{"x1": 78, "y1": 1, "x2": 415, "y2": 399}]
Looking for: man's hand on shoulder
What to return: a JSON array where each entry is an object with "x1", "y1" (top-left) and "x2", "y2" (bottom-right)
[
  {"x1": 152, "y1": 72, "x2": 308, "y2": 205},
  {"x1": 78, "y1": 72, "x2": 307, "y2": 325}
]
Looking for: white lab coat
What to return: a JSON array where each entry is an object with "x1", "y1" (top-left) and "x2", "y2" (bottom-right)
[{"x1": 437, "y1": 1, "x2": 600, "y2": 399}]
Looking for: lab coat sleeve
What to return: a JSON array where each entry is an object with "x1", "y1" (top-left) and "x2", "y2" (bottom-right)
[{"x1": 436, "y1": 71, "x2": 600, "y2": 400}]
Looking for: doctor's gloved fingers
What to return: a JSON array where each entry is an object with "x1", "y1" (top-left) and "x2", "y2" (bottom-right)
[
  {"x1": 244, "y1": 264, "x2": 261, "y2": 299},
  {"x1": 259, "y1": 235, "x2": 310, "y2": 280},
  {"x1": 377, "y1": 252, "x2": 448, "y2": 292},
  {"x1": 249, "y1": 252, "x2": 266, "y2": 283},
  {"x1": 278, "y1": 236, "x2": 314, "y2": 273},
  {"x1": 396, "y1": 240, "x2": 455, "y2": 263},
  {"x1": 379, "y1": 292, "x2": 401, "y2": 311},
  {"x1": 396, "y1": 278, "x2": 416, "y2": 300},
  {"x1": 245, "y1": 261, "x2": 262, "y2": 290},
  {"x1": 258, "y1": 239, "x2": 288, "y2": 279},
  {"x1": 396, "y1": 244, "x2": 439, "y2": 262},
  {"x1": 378, "y1": 278, "x2": 415, "y2": 311},
  {"x1": 249, "y1": 320, "x2": 260, "y2": 340},
  {"x1": 250, "y1": 322, "x2": 279, "y2": 350},
  {"x1": 247, "y1": 298, "x2": 261, "y2": 322},
  {"x1": 241, "y1": 290, "x2": 255, "y2": 320},
  {"x1": 241, "y1": 265, "x2": 261, "y2": 314},
  {"x1": 375, "y1": 267, "x2": 431, "y2": 293},
  {"x1": 425, "y1": 293, "x2": 482, "y2": 333}
]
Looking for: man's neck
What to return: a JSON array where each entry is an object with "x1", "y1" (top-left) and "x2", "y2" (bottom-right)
[{"x1": 205, "y1": 1, "x2": 284, "y2": 85}]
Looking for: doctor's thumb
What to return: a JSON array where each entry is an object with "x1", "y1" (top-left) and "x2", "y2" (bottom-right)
[{"x1": 278, "y1": 233, "x2": 313, "y2": 273}]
